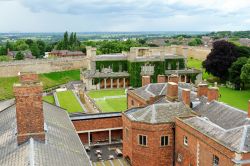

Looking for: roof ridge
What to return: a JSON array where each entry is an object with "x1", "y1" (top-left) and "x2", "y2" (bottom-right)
[
  {"x1": 159, "y1": 83, "x2": 167, "y2": 95},
  {"x1": 239, "y1": 125, "x2": 249, "y2": 152},
  {"x1": 150, "y1": 104, "x2": 156, "y2": 124},
  {"x1": 29, "y1": 138, "x2": 35, "y2": 166},
  {"x1": 145, "y1": 84, "x2": 155, "y2": 97}
]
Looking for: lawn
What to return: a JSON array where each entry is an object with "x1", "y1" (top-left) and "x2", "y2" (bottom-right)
[
  {"x1": 219, "y1": 86, "x2": 250, "y2": 111},
  {"x1": 95, "y1": 97, "x2": 127, "y2": 112},
  {"x1": 0, "y1": 69, "x2": 80, "y2": 101},
  {"x1": 56, "y1": 90, "x2": 83, "y2": 113},
  {"x1": 88, "y1": 89, "x2": 125, "y2": 99},
  {"x1": 0, "y1": 55, "x2": 10, "y2": 62},
  {"x1": 43, "y1": 95, "x2": 55, "y2": 105}
]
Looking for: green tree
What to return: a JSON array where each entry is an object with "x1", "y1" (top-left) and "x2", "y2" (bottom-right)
[
  {"x1": 30, "y1": 42, "x2": 40, "y2": 58},
  {"x1": 36, "y1": 40, "x2": 46, "y2": 56},
  {"x1": 241, "y1": 59, "x2": 250, "y2": 84},
  {"x1": 15, "y1": 51, "x2": 24, "y2": 60},
  {"x1": 229, "y1": 57, "x2": 248, "y2": 89},
  {"x1": 15, "y1": 40, "x2": 29, "y2": 51},
  {"x1": 63, "y1": 31, "x2": 69, "y2": 49},
  {"x1": 188, "y1": 38, "x2": 202, "y2": 46}
]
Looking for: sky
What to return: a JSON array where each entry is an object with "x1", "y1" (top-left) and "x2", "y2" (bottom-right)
[{"x1": 0, "y1": 0, "x2": 250, "y2": 32}]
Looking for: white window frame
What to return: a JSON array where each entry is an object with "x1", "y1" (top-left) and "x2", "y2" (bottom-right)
[
  {"x1": 184, "y1": 136, "x2": 188, "y2": 146},
  {"x1": 160, "y1": 135, "x2": 169, "y2": 146},
  {"x1": 138, "y1": 135, "x2": 147, "y2": 146}
]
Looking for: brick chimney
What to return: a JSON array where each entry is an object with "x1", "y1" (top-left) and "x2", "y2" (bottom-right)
[
  {"x1": 157, "y1": 75, "x2": 166, "y2": 83},
  {"x1": 167, "y1": 82, "x2": 178, "y2": 102},
  {"x1": 169, "y1": 74, "x2": 179, "y2": 84},
  {"x1": 207, "y1": 87, "x2": 219, "y2": 102},
  {"x1": 182, "y1": 89, "x2": 190, "y2": 106},
  {"x1": 142, "y1": 76, "x2": 151, "y2": 86},
  {"x1": 197, "y1": 83, "x2": 208, "y2": 97},
  {"x1": 248, "y1": 100, "x2": 250, "y2": 118},
  {"x1": 14, "y1": 73, "x2": 45, "y2": 145}
]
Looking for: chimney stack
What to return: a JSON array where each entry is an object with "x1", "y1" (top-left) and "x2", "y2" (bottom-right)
[
  {"x1": 14, "y1": 72, "x2": 45, "y2": 145},
  {"x1": 207, "y1": 87, "x2": 219, "y2": 102},
  {"x1": 142, "y1": 76, "x2": 151, "y2": 86},
  {"x1": 182, "y1": 89, "x2": 190, "y2": 106},
  {"x1": 197, "y1": 83, "x2": 208, "y2": 97},
  {"x1": 167, "y1": 82, "x2": 178, "y2": 102},
  {"x1": 169, "y1": 74, "x2": 179, "y2": 84},
  {"x1": 157, "y1": 75, "x2": 166, "y2": 83}
]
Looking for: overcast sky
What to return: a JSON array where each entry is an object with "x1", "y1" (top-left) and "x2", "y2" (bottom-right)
[{"x1": 0, "y1": 0, "x2": 250, "y2": 32}]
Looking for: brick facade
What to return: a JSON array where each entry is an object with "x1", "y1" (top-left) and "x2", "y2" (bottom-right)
[
  {"x1": 127, "y1": 90, "x2": 148, "y2": 109},
  {"x1": 207, "y1": 87, "x2": 219, "y2": 102},
  {"x1": 142, "y1": 76, "x2": 151, "y2": 86},
  {"x1": 157, "y1": 75, "x2": 166, "y2": 83},
  {"x1": 122, "y1": 115, "x2": 174, "y2": 166},
  {"x1": 197, "y1": 84, "x2": 208, "y2": 97}
]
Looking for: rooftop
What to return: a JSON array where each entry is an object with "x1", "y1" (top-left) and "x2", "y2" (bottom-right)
[{"x1": 0, "y1": 100, "x2": 91, "y2": 166}]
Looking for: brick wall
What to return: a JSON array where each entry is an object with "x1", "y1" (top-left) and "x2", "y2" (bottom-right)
[
  {"x1": 175, "y1": 118, "x2": 236, "y2": 166},
  {"x1": 127, "y1": 90, "x2": 147, "y2": 109},
  {"x1": 122, "y1": 114, "x2": 175, "y2": 166}
]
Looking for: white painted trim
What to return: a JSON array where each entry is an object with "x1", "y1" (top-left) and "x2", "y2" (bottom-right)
[{"x1": 77, "y1": 127, "x2": 123, "y2": 134}]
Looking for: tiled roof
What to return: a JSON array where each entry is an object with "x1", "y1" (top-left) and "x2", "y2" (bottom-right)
[
  {"x1": 0, "y1": 101, "x2": 91, "y2": 166},
  {"x1": 125, "y1": 102, "x2": 193, "y2": 124}
]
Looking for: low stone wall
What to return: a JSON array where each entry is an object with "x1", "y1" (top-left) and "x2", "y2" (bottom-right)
[
  {"x1": 0, "y1": 56, "x2": 88, "y2": 77},
  {"x1": 176, "y1": 46, "x2": 211, "y2": 60}
]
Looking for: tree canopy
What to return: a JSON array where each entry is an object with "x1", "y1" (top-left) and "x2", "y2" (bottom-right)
[
  {"x1": 241, "y1": 59, "x2": 250, "y2": 84},
  {"x1": 15, "y1": 51, "x2": 24, "y2": 60},
  {"x1": 202, "y1": 40, "x2": 240, "y2": 81}
]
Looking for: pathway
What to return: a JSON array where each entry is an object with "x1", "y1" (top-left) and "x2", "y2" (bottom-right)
[
  {"x1": 53, "y1": 92, "x2": 60, "y2": 107},
  {"x1": 72, "y1": 90, "x2": 87, "y2": 113}
]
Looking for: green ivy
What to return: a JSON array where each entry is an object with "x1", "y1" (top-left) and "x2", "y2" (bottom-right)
[
  {"x1": 165, "y1": 59, "x2": 185, "y2": 70},
  {"x1": 96, "y1": 60, "x2": 128, "y2": 72}
]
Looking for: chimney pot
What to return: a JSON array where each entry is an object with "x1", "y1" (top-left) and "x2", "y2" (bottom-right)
[
  {"x1": 157, "y1": 75, "x2": 166, "y2": 83},
  {"x1": 142, "y1": 76, "x2": 151, "y2": 86},
  {"x1": 207, "y1": 87, "x2": 219, "y2": 102},
  {"x1": 167, "y1": 82, "x2": 178, "y2": 102},
  {"x1": 197, "y1": 83, "x2": 208, "y2": 97},
  {"x1": 168, "y1": 74, "x2": 179, "y2": 84}
]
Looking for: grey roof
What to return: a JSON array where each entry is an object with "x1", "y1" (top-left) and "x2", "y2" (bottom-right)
[
  {"x1": 184, "y1": 116, "x2": 250, "y2": 153},
  {"x1": 131, "y1": 82, "x2": 197, "y2": 101},
  {"x1": 0, "y1": 101, "x2": 91, "y2": 166},
  {"x1": 125, "y1": 102, "x2": 193, "y2": 124},
  {"x1": 95, "y1": 53, "x2": 127, "y2": 61}
]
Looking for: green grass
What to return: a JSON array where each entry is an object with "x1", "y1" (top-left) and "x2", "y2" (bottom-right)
[
  {"x1": 43, "y1": 95, "x2": 55, "y2": 105},
  {"x1": 56, "y1": 90, "x2": 83, "y2": 113},
  {"x1": 219, "y1": 86, "x2": 250, "y2": 111},
  {"x1": 0, "y1": 69, "x2": 80, "y2": 101},
  {"x1": 88, "y1": 89, "x2": 125, "y2": 99},
  {"x1": 95, "y1": 97, "x2": 127, "y2": 112},
  {"x1": 0, "y1": 55, "x2": 10, "y2": 62}
]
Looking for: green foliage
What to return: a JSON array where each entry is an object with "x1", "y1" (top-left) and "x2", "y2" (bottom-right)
[
  {"x1": 165, "y1": 59, "x2": 185, "y2": 70},
  {"x1": 96, "y1": 60, "x2": 128, "y2": 72},
  {"x1": 0, "y1": 56, "x2": 10, "y2": 62},
  {"x1": 229, "y1": 57, "x2": 248, "y2": 89},
  {"x1": 188, "y1": 38, "x2": 203, "y2": 46},
  {"x1": 15, "y1": 51, "x2": 24, "y2": 60},
  {"x1": 236, "y1": 45, "x2": 250, "y2": 58},
  {"x1": 30, "y1": 42, "x2": 40, "y2": 58},
  {"x1": 56, "y1": 31, "x2": 80, "y2": 51},
  {"x1": 15, "y1": 40, "x2": 29, "y2": 51},
  {"x1": 241, "y1": 59, "x2": 250, "y2": 84}
]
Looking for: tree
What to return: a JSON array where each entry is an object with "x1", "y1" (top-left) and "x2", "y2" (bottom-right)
[
  {"x1": 69, "y1": 32, "x2": 74, "y2": 46},
  {"x1": 63, "y1": 31, "x2": 69, "y2": 49},
  {"x1": 236, "y1": 45, "x2": 250, "y2": 58},
  {"x1": 229, "y1": 57, "x2": 248, "y2": 89},
  {"x1": 188, "y1": 38, "x2": 202, "y2": 46},
  {"x1": 36, "y1": 40, "x2": 46, "y2": 57},
  {"x1": 241, "y1": 58, "x2": 250, "y2": 84},
  {"x1": 30, "y1": 42, "x2": 40, "y2": 58},
  {"x1": 202, "y1": 40, "x2": 240, "y2": 81},
  {"x1": 15, "y1": 51, "x2": 24, "y2": 60}
]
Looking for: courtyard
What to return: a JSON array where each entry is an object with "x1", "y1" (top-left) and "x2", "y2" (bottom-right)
[{"x1": 87, "y1": 89, "x2": 127, "y2": 112}]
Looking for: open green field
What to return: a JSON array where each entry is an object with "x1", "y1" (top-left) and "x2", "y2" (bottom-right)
[
  {"x1": 0, "y1": 69, "x2": 80, "y2": 101},
  {"x1": 57, "y1": 90, "x2": 83, "y2": 113},
  {"x1": 95, "y1": 97, "x2": 127, "y2": 112},
  {"x1": 43, "y1": 95, "x2": 55, "y2": 105},
  {"x1": 88, "y1": 89, "x2": 127, "y2": 112},
  {"x1": 219, "y1": 87, "x2": 250, "y2": 111},
  {"x1": 88, "y1": 89, "x2": 125, "y2": 99}
]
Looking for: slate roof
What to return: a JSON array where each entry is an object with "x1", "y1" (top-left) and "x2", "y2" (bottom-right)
[
  {"x1": 125, "y1": 102, "x2": 193, "y2": 124},
  {"x1": 183, "y1": 99, "x2": 250, "y2": 153},
  {"x1": 131, "y1": 82, "x2": 197, "y2": 101},
  {"x1": 0, "y1": 101, "x2": 91, "y2": 166}
]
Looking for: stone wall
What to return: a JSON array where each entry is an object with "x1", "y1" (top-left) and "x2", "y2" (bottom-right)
[
  {"x1": 0, "y1": 56, "x2": 88, "y2": 77},
  {"x1": 175, "y1": 46, "x2": 211, "y2": 60}
]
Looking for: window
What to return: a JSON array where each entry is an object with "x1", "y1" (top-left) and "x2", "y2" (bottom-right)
[
  {"x1": 161, "y1": 136, "x2": 169, "y2": 146},
  {"x1": 131, "y1": 100, "x2": 134, "y2": 106},
  {"x1": 184, "y1": 136, "x2": 188, "y2": 146},
  {"x1": 138, "y1": 135, "x2": 147, "y2": 146},
  {"x1": 213, "y1": 155, "x2": 219, "y2": 166}
]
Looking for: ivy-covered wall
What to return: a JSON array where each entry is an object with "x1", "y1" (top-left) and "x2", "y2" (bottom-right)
[
  {"x1": 165, "y1": 58, "x2": 185, "y2": 70},
  {"x1": 128, "y1": 61, "x2": 165, "y2": 87},
  {"x1": 96, "y1": 60, "x2": 128, "y2": 72}
]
